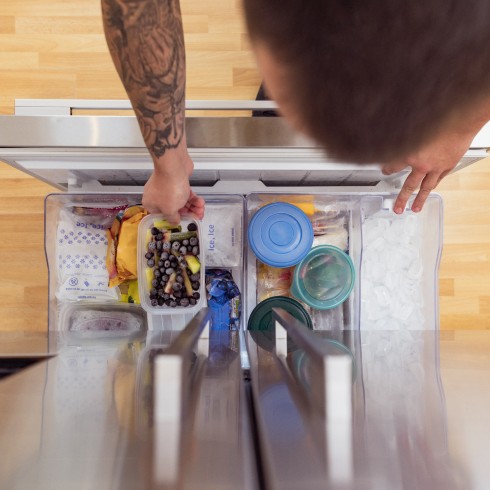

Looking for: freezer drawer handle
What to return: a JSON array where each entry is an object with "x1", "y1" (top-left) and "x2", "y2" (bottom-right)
[
  {"x1": 273, "y1": 307, "x2": 353, "y2": 483},
  {"x1": 153, "y1": 308, "x2": 211, "y2": 485}
]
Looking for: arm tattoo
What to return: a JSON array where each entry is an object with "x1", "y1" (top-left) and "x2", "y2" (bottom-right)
[{"x1": 102, "y1": 0, "x2": 185, "y2": 158}]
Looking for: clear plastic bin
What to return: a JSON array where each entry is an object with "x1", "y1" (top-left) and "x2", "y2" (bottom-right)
[
  {"x1": 245, "y1": 193, "x2": 362, "y2": 332},
  {"x1": 58, "y1": 302, "x2": 147, "y2": 345},
  {"x1": 359, "y1": 195, "x2": 443, "y2": 330},
  {"x1": 137, "y1": 214, "x2": 205, "y2": 315}
]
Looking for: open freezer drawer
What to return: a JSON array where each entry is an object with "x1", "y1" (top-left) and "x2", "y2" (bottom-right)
[{"x1": 0, "y1": 100, "x2": 489, "y2": 490}]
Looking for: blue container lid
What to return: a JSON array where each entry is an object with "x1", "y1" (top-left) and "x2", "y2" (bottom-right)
[{"x1": 248, "y1": 203, "x2": 314, "y2": 268}]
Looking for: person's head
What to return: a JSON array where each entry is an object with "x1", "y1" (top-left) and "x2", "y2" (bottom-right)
[{"x1": 243, "y1": 0, "x2": 490, "y2": 163}]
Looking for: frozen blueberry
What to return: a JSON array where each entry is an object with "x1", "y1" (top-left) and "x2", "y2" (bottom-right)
[
  {"x1": 193, "y1": 292, "x2": 200, "y2": 300},
  {"x1": 162, "y1": 242, "x2": 171, "y2": 251},
  {"x1": 189, "y1": 298, "x2": 197, "y2": 306},
  {"x1": 161, "y1": 274, "x2": 169, "y2": 283},
  {"x1": 151, "y1": 227, "x2": 159, "y2": 236},
  {"x1": 191, "y1": 281, "x2": 200, "y2": 290},
  {"x1": 151, "y1": 279, "x2": 159, "y2": 288},
  {"x1": 176, "y1": 275, "x2": 184, "y2": 284},
  {"x1": 172, "y1": 241, "x2": 181, "y2": 251},
  {"x1": 170, "y1": 301, "x2": 177, "y2": 308},
  {"x1": 148, "y1": 242, "x2": 156, "y2": 251},
  {"x1": 156, "y1": 241, "x2": 162, "y2": 250},
  {"x1": 187, "y1": 246, "x2": 193, "y2": 253},
  {"x1": 157, "y1": 298, "x2": 165, "y2": 306},
  {"x1": 192, "y1": 246, "x2": 199, "y2": 256},
  {"x1": 163, "y1": 293, "x2": 170, "y2": 300},
  {"x1": 187, "y1": 223, "x2": 197, "y2": 232},
  {"x1": 161, "y1": 252, "x2": 169, "y2": 260},
  {"x1": 151, "y1": 299, "x2": 158, "y2": 307},
  {"x1": 145, "y1": 252, "x2": 154, "y2": 260},
  {"x1": 154, "y1": 269, "x2": 161, "y2": 278},
  {"x1": 190, "y1": 274, "x2": 200, "y2": 282},
  {"x1": 157, "y1": 233, "x2": 163, "y2": 241},
  {"x1": 189, "y1": 237, "x2": 198, "y2": 246},
  {"x1": 164, "y1": 260, "x2": 171, "y2": 268},
  {"x1": 165, "y1": 267, "x2": 174, "y2": 275},
  {"x1": 179, "y1": 246, "x2": 187, "y2": 255},
  {"x1": 173, "y1": 290, "x2": 182, "y2": 299},
  {"x1": 172, "y1": 282, "x2": 182, "y2": 292},
  {"x1": 180, "y1": 298, "x2": 190, "y2": 307},
  {"x1": 165, "y1": 299, "x2": 172, "y2": 306},
  {"x1": 147, "y1": 259, "x2": 155, "y2": 267},
  {"x1": 182, "y1": 239, "x2": 189, "y2": 246}
]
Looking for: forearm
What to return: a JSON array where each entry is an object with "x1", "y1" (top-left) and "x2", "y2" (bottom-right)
[{"x1": 101, "y1": 0, "x2": 187, "y2": 168}]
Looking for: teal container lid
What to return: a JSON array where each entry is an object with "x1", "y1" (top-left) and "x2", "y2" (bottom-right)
[
  {"x1": 248, "y1": 203, "x2": 314, "y2": 268},
  {"x1": 247, "y1": 296, "x2": 313, "y2": 331},
  {"x1": 291, "y1": 245, "x2": 355, "y2": 310}
]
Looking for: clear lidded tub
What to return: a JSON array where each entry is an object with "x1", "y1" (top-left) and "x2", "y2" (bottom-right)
[
  {"x1": 291, "y1": 245, "x2": 355, "y2": 310},
  {"x1": 137, "y1": 214, "x2": 205, "y2": 315}
]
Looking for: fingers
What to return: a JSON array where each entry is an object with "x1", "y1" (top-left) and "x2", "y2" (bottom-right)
[
  {"x1": 393, "y1": 169, "x2": 426, "y2": 214},
  {"x1": 411, "y1": 172, "x2": 440, "y2": 212},
  {"x1": 382, "y1": 162, "x2": 409, "y2": 176},
  {"x1": 182, "y1": 195, "x2": 205, "y2": 219},
  {"x1": 165, "y1": 212, "x2": 181, "y2": 225},
  {"x1": 394, "y1": 169, "x2": 447, "y2": 214}
]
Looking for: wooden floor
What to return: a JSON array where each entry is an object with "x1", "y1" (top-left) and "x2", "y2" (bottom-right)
[{"x1": 0, "y1": 0, "x2": 488, "y2": 331}]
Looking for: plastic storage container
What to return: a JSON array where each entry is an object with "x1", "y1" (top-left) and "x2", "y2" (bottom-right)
[
  {"x1": 291, "y1": 245, "x2": 355, "y2": 310},
  {"x1": 248, "y1": 203, "x2": 314, "y2": 268},
  {"x1": 138, "y1": 214, "x2": 205, "y2": 315},
  {"x1": 59, "y1": 302, "x2": 147, "y2": 344},
  {"x1": 248, "y1": 296, "x2": 313, "y2": 331}
]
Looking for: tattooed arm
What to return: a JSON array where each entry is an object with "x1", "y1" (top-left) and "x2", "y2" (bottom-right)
[{"x1": 101, "y1": 0, "x2": 204, "y2": 223}]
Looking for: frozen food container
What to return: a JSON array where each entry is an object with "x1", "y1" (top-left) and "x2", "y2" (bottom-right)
[
  {"x1": 137, "y1": 214, "x2": 206, "y2": 315},
  {"x1": 59, "y1": 302, "x2": 147, "y2": 345},
  {"x1": 0, "y1": 99, "x2": 489, "y2": 489}
]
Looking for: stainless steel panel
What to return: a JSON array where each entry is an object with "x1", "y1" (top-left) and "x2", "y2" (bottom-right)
[
  {"x1": 0, "y1": 115, "x2": 311, "y2": 149},
  {"x1": 247, "y1": 326, "x2": 469, "y2": 490},
  {"x1": 0, "y1": 323, "x2": 257, "y2": 490}
]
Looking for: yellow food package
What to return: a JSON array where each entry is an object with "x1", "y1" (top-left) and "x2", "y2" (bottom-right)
[
  {"x1": 259, "y1": 196, "x2": 316, "y2": 216},
  {"x1": 107, "y1": 206, "x2": 148, "y2": 288}
]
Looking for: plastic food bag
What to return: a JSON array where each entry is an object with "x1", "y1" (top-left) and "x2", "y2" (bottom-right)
[
  {"x1": 56, "y1": 206, "x2": 121, "y2": 302},
  {"x1": 106, "y1": 206, "x2": 148, "y2": 288},
  {"x1": 205, "y1": 269, "x2": 241, "y2": 330},
  {"x1": 311, "y1": 213, "x2": 349, "y2": 251},
  {"x1": 256, "y1": 262, "x2": 294, "y2": 302},
  {"x1": 201, "y1": 202, "x2": 242, "y2": 267}
]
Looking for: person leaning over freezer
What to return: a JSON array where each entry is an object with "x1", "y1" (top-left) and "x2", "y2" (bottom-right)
[{"x1": 101, "y1": 0, "x2": 490, "y2": 222}]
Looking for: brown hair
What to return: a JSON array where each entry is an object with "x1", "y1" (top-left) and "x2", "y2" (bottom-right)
[{"x1": 243, "y1": 0, "x2": 490, "y2": 162}]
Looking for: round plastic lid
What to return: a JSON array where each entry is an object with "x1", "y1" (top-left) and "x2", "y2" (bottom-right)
[
  {"x1": 248, "y1": 203, "x2": 314, "y2": 268},
  {"x1": 292, "y1": 245, "x2": 355, "y2": 310},
  {"x1": 247, "y1": 296, "x2": 313, "y2": 331}
]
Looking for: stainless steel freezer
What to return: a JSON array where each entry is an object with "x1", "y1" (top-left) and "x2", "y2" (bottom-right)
[{"x1": 0, "y1": 99, "x2": 490, "y2": 489}]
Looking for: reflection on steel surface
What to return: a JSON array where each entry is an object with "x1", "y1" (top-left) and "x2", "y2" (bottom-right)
[{"x1": 247, "y1": 326, "x2": 467, "y2": 490}]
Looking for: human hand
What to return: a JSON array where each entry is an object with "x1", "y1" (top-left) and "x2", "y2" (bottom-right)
[
  {"x1": 142, "y1": 151, "x2": 205, "y2": 224},
  {"x1": 381, "y1": 130, "x2": 474, "y2": 214}
]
